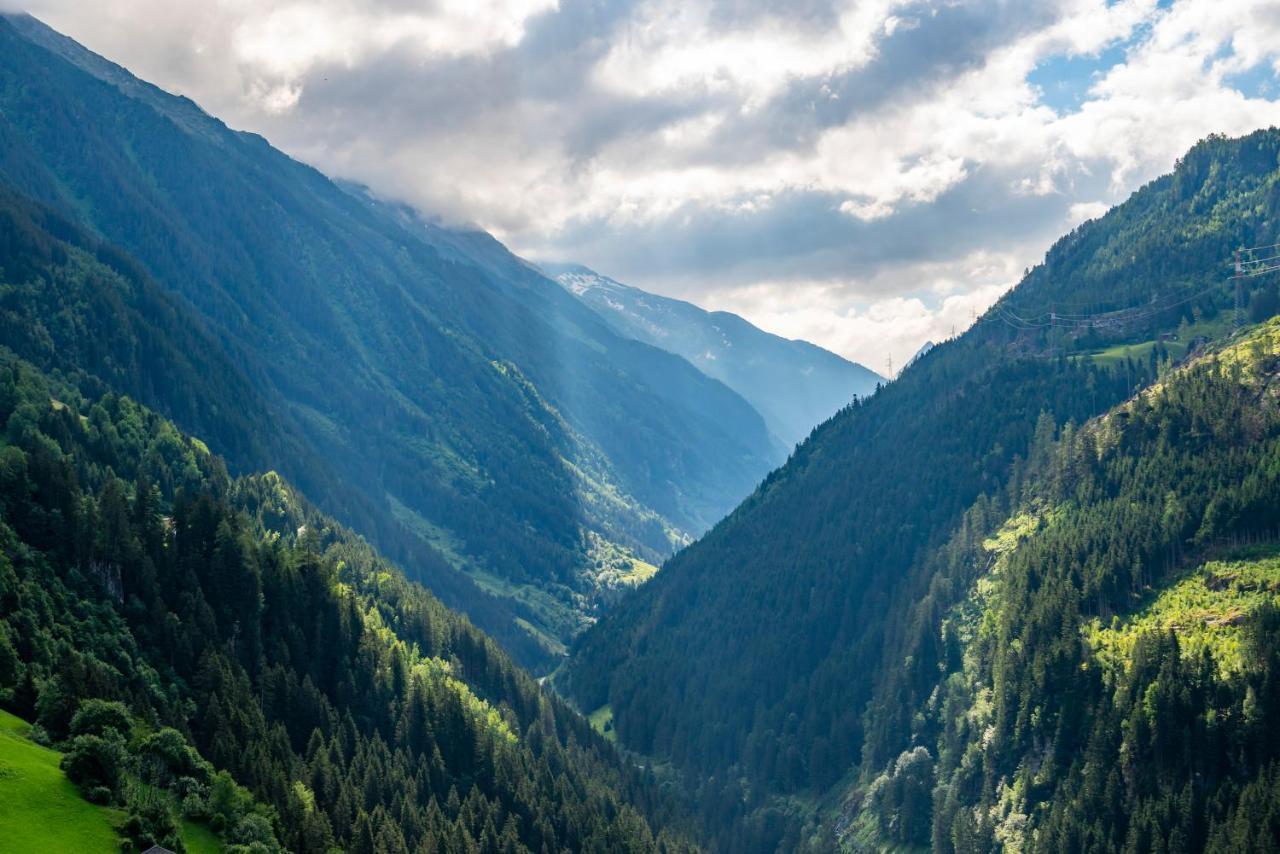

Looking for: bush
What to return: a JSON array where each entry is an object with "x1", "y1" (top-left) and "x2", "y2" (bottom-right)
[
  {"x1": 121, "y1": 784, "x2": 184, "y2": 854},
  {"x1": 69, "y1": 699, "x2": 132, "y2": 740},
  {"x1": 207, "y1": 770, "x2": 258, "y2": 833},
  {"x1": 230, "y1": 814, "x2": 281, "y2": 851},
  {"x1": 139, "y1": 727, "x2": 211, "y2": 788},
  {"x1": 61, "y1": 733, "x2": 128, "y2": 803}
]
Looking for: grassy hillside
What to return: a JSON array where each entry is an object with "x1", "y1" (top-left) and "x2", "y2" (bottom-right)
[
  {"x1": 0, "y1": 710, "x2": 226, "y2": 853},
  {"x1": 0, "y1": 710, "x2": 122, "y2": 851}
]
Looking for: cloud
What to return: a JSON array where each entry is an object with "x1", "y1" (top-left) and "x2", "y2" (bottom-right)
[
  {"x1": 700, "y1": 256, "x2": 1016, "y2": 373},
  {"x1": 16, "y1": 0, "x2": 1280, "y2": 367}
]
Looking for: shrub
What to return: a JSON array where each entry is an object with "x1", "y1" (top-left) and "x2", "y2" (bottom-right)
[
  {"x1": 69, "y1": 699, "x2": 132, "y2": 740},
  {"x1": 138, "y1": 727, "x2": 211, "y2": 788},
  {"x1": 120, "y1": 784, "x2": 184, "y2": 854},
  {"x1": 61, "y1": 732, "x2": 128, "y2": 803}
]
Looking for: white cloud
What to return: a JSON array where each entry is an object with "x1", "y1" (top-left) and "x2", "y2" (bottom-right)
[
  {"x1": 698, "y1": 249, "x2": 1024, "y2": 369},
  {"x1": 228, "y1": 0, "x2": 558, "y2": 78},
  {"x1": 1068, "y1": 200, "x2": 1111, "y2": 224},
  {"x1": 23, "y1": 0, "x2": 558, "y2": 113},
  {"x1": 593, "y1": 0, "x2": 902, "y2": 105},
  {"x1": 16, "y1": 0, "x2": 1280, "y2": 366}
]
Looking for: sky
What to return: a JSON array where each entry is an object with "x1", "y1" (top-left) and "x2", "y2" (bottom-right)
[{"x1": 13, "y1": 0, "x2": 1280, "y2": 371}]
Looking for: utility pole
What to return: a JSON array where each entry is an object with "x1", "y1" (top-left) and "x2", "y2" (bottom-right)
[{"x1": 1236, "y1": 247, "x2": 1245, "y2": 331}]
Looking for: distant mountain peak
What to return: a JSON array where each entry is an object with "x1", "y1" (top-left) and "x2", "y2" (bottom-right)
[
  {"x1": 904, "y1": 340, "x2": 936, "y2": 371},
  {"x1": 547, "y1": 263, "x2": 883, "y2": 449}
]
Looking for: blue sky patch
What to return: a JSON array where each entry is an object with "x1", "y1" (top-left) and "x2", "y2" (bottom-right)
[
  {"x1": 1028, "y1": 41, "x2": 1129, "y2": 113},
  {"x1": 1225, "y1": 62, "x2": 1280, "y2": 100}
]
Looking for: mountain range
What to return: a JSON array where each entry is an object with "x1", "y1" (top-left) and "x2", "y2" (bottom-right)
[
  {"x1": 545, "y1": 264, "x2": 883, "y2": 451},
  {"x1": 6, "y1": 11, "x2": 1280, "y2": 854},
  {"x1": 0, "y1": 12, "x2": 809, "y2": 667}
]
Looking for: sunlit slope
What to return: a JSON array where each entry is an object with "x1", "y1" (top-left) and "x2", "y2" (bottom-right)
[
  {"x1": 0, "y1": 711, "x2": 122, "y2": 852},
  {"x1": 841, "y1": 316, "x2": 1280, "y2": 851},
  {"x1": 0, "y1": 352, "x2": 691, "y2": 851}
]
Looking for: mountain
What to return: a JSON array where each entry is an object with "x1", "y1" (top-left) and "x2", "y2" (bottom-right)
[
  {"x1": 547, "y1": 264, "x2": 882, "y2": 450},
  {"x1": 0, "y1": 13, "x2": 781, "y2": 666},
  {"x1": 904, "y1": 340, "x2": 935, "y2": 371},
  {"x1": 562, "y1": 129, "x2": 1280, "y2": 850},
  {"x1": 847, "y1": 314, "x2": 1280, "y2": 854},
  {"x1": 0, "y1": 349, "x2": 695, "y2": 852}
]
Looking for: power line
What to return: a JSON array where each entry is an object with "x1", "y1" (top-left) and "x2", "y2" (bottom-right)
[
  {"x1": 981, "y1": 276, "x2": 1236, "y2": 338},
  {"x1": 1004, "y1": 270, "x2": 1241, "y2": 327},
  {"x1": 967, "y1": 238, "x2": 1280, "y2": 351},
  {"x1": 1230, "y1": 243, "x2": 1280, "y2": 329}
]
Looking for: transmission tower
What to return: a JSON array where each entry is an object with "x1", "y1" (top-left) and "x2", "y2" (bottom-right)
[
  {"x1": 1230, "y1": 242, "x2": 1280, "y2": 331},
  {"x1": 1236, "y1": 248, "x2": 1245, "y2": 330}
]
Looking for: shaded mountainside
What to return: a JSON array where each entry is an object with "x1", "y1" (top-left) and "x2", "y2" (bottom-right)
[
  {"x1": 0, "y1": 350, "x2": 695, "y2": 852},
  {"x1": 0, "y1": 182, "x2": 548, "y2": 666},
  {"x1": 548, "y1": 264, "x2": 882, "y2": 450},
  {"x1": 562, "y1": 130, "x2": 1280, "y2": 850},
  {"x1": 0, "y1": 13, "x2": 779, "y2": 667}
]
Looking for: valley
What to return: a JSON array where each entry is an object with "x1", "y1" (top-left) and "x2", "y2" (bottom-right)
[
  {"x1": 3, "y1": 7, "x2": 1280, "y2": 854},
  {"x1": 0, "y1": 12, "x2": 865, "y2": 668},
  {"x1": 564, "y1": 132, "x2": 1280, "y2": 851}
]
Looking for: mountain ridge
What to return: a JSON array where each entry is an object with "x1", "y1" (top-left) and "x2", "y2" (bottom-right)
[
  {"x1": 562, "y1": 128, "x2": 1280, "y2": 850},
  {"x1": 545, "y1": 262, "x2": 882, "y2": 450},
  {"x1": 0, "y1": 12, "x2": 781, "y2": 666}
]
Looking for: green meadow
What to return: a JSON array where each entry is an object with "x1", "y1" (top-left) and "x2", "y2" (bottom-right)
[{"x1": 0, "y1": 709, "x2": 122, "y2": 851}]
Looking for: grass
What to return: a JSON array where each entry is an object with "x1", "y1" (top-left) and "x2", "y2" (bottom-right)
[
  {"x1": 584, "y1": 532, "x2": 660, "y2": 591},
  {"x1": 0, "y1": 709, "x2": 123, "y2": 851},
  {"x1": 626, "y1": 557, "x2": 659, "y2": 583},
  {"x1": 1086, "y1": 548, "x2": 1280, "y2": 674},
  {"x1": 593, "y1": 555, "x2": 658, "y2": 587},
  {"x1": 587, "y1": 705, "x2": 617, "y2": 743},
  {"x1": 1081, "y1": 338, "x2": 1188, "y2": 367},
  {"x1": 1072, "y1": 315, "x2": 1235, "y2": 368},
  {"x1": 182, "y1": 818, "x2": 224, "y2": 853}
]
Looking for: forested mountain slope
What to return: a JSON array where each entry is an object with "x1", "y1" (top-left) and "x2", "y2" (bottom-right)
[
  {"x1": 841, "y1": 313, "x2": 1280, "y2": 853},
  {"x1": 0, "y1": 350, "x2": 693, "y2": 852},
  {"x1": 0, "y1": 182, "x2": 549, "y2": 665},
  {"x1": 563, "y1": 130, "x2": 1280, "y2": 850},
  {"x1": 548, "y1": 264, "x2": 882, "y2": 450},
  {"x1": 0, "y1": 13, "x2": 779, "y2": 666}
]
